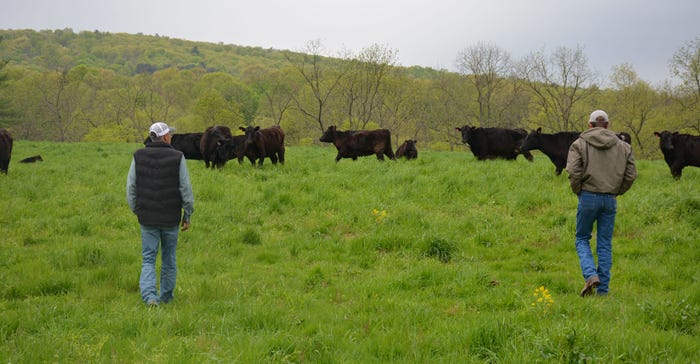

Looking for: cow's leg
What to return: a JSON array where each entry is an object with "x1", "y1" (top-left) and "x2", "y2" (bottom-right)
[
  {"x1": 217, "y1": 159, "x2": 226, "y2": 170},
  {"x1": 385, "y1": 146, "x2": 396, "y2": 160},
  {"x1": 671, "y1": 163, "x2": 683, "y2": 179},
  {"x1": 279, "y1": 148, "x2": 285, "y2": 164},
  {"x1": 270, "y1": 155, "x2": 278, "y2": 164}
]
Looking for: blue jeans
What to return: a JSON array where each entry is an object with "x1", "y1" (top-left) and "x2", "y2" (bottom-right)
[
  {"x1": 575, "y1": 191, "x2": 617, "y2": 295},
  {"x1": 139, "y1": 225, "x2": 179, "y2": 304}
]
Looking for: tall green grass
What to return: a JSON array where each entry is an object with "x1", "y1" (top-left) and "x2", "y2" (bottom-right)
[{"x1": 1, "y1": 141, "x2": 698, "y2": 363}]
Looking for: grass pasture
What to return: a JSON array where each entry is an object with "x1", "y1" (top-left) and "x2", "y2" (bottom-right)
[{"x1": 0, "y1": 141, "x2": 699, "y2": 363}]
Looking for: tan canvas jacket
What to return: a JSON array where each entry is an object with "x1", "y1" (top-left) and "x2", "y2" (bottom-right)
[{"x1": 565, "y1": 128, "x2": 637, "y2": 195}]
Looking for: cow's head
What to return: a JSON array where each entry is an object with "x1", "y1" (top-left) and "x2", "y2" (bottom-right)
[
  {"x1": 520, "y1": 127, "x2": 543, "y2": 152},
  {"x1": 616, "y1": 132, "x2": 632, "y2": 144},
  {"x1": 404, "y1": 139, "x2": 417, "y2": 150},
  {"x1": 240, "y1": 126, "x2": 261, "y2": 142},
  {"x1": 654, "y1": 131, "x2": 675, "y2": 150},
  {"x1": 216, "y1": 138, "x2": 237, "y2": 160},
  {"x1": 455, "y1": 125, "x2": 475, "y2": 144},
  {"x1": 319, "y1": 125, "x2": 337, "y2": 143}
]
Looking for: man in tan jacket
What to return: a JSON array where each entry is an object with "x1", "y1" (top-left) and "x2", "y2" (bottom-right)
[{"x1": 566, "y1": 110, "x2": 637, "y2": 297}]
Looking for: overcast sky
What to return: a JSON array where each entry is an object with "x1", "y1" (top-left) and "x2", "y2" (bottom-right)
[{"x1": 2, "y1": 0, "x2": 699, "y2": 86}]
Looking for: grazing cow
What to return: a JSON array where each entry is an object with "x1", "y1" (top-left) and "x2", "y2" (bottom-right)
[
  {"x1": 0, "y1": 129, "x2": 12, "y2": 174},
  {"x1": 455, "y1": 126, "x2": 533, "y2": 161},
  {"x1": 654, "y1": 131, "x2": 700, "y2": 179},
  {"x1": 200, "y1": 126, "x2": 234, "y2": 169},
  {"x1": 616, "y1": 132, "x2": 632, "y2": 144},
  {"x1": 143, "y1": 133, "x2": 204, "y2": 160},
  {"x1": 239, "y1": 125, "x2": 285, "y2": 166},
  {"x1": 20, "y1": 155, "x2": 43, "y2": 163},
  {"x1": 319, "y1": 125, "x2": 395, "y2": 162},
  {"x1": 521, "y1": 128, "x2": 581, "y2": 175},
  {"x1": 396, "y1": 139, "x2": 418, "y2": 160}
]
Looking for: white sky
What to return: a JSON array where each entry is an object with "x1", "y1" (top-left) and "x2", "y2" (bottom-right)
[{"x1": 2, "y1": 0, "x2": 699, "y2": 86}]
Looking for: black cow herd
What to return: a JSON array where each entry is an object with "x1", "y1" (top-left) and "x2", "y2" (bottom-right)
[{"x1": 0, "y1": 126, "x2": 698, "y2": 179}]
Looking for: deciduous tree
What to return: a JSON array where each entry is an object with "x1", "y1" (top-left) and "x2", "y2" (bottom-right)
[
  {"x1": 518, "y1": 46, "x2": 596, "y2": 131},
  {"x1": 342, "y1": 43, "x2": 397, "y2": 129},
  {"x1": 669, "y1": 35, "x2": 700, "y2": 132},
  {"x1": 609, "y1": 63, "x2": 659, "y2": 156},
  {"x1": 456, "y1": 42, "x2": 513, "y2": 127},
  {"x1": 286, "y1": 39, "x2": 349, "y2": 133}
]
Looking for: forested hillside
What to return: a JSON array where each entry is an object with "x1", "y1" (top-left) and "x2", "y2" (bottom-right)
[{"x1": 0, "y1": 28, "x2": 699, "y2": 157}]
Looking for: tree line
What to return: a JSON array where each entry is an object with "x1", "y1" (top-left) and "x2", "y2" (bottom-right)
[{"x1": 0, "y1": 29, "x2": 699, "y2": 158}]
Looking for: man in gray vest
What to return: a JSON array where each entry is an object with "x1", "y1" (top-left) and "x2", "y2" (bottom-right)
[
  {"x1": 566, "y1": 110, "x2": 637, "y2": 297},
  {"x1": 127, "y1": 122, "x2": 194, "y2": 306}
]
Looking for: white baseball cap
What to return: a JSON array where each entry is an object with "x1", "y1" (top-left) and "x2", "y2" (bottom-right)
[
  {"x1": 588, "y1": 110, "x2": 609, "y2": 124},
  {"x1": 149, "y1": 122, "x2": 174, "y2": 137}
]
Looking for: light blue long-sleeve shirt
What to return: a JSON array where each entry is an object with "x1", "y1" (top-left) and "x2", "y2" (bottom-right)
[{"x1": 126, "y1": 155, "x2": 194, "y2": 222}]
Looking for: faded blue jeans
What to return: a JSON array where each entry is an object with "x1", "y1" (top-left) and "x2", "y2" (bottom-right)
[
  {"x1": 575, "y1": 191, "x2": 617, "y2": 295},
  {"x1": 140, "y1": 225, "x2": 179, "y2": 304}
]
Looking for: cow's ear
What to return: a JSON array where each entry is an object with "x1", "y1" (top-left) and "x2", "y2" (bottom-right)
[
  {"x1": 239, "y1": 127, "x2": 246, "y2": 132},
  {"x1": 536, "y1": 127, "x2": 542, "y2": 133},
  {"x1": 455, "y1": 127, "x2": 461, "y2": 131},
  {"x1": 254, "y1": 126, "x2": 261, "y2": 131},
  {"x1": 654, "y1": 132, "x2": 660, "y2": 138},
  {"x1": 413, "y1": 140, "x2": 418, "y2": 144}
]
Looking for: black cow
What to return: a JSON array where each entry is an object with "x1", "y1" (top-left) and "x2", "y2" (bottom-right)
[
  {"x1": 200, "y1": 126, "x2": 233, "y2": 169},
  {"x1": 143, "y1": 133, "x2": 203, "y2": 160},
  {"x1": 654, "y1": 131, "x2": 700, "y2": 179},
  {"x1": 171, "y1": 133, "x2": 204, "y2": 160},
  {"x1": 239, "y1": 125, "x2": 285, "y2": 166},
  {"x1": 616, "y1": 132, "x2": 632, "y2": 144},
  {"x1": 396, "y1": 139, "x2": 418, "y2": 160},
  {"x1": 455, "y1": 126, "x2": 533, "y2": 161},
  {"x1": 19, "y1": 155, "x2": 43, "y2": 163},
  {"x1": 221, "y1": 134, "x2": 248, "y2": 164},
  {"x1": 0, "y1": 129, "x2": 12, "y2": 174},
  {"x1": 521, "y1": 128, "x2": 581, "y2": 175},
  {"x1": 319, "y1": 126, "x2": 395, "y2": 162}
]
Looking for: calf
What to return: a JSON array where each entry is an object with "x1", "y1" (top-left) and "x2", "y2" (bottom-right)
[
  {"x1": 239, "y1": 125, "x2": 285, "y2": 166},
  {"x1": 521, "y1": 128, "x2": 581, "y2": 175},
  {"x1": 455, "y1": 126, "x2": 533, "y2": 161},
  {"x1": 319, "y1": 126, "x2": 395, "y2": 162},
  {"x1": 654, "y1": 131, "x2": 700, "y2": 179},
  {"x1": 395, "y1": 139, "x2": 418, "y2": 160},
  {"x1": 20, "y1": 155, "x2": 43, "y2": 163},
  {"x1": 200, "y1": 126, "x2": 233, "y2": 169},
  {"x1": 0, "y1": 129, "x2": 12, "y2": 174}
]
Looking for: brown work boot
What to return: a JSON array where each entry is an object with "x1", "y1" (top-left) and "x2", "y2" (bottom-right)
[{"x1": 580, "y1": 276, "x2": 600, "y2": 297}]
